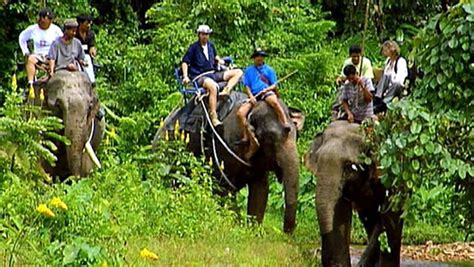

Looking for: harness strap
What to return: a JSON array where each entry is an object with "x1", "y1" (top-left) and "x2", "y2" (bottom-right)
[
  {"x1": 211, "y1": 134, "x2": 237, "y2": 191},
  {"x1": 199, "y1": 98, "x2": 252, "y2": 167},
  {"x1": 255, "y1": 65, "x2": 270, "y2": 85}
]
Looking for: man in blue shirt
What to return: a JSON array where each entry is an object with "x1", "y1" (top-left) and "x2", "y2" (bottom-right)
[
  {"x1": 236, "y1": 48, "x2": 290, "y2": 145},
  {"x1": 181, "y1": 25, "x2": 243, "y2": 126}
]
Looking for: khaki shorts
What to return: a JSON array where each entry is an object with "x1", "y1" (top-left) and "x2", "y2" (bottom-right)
[{"x1": 31, "y1": 54, "x2": 49, "y2": 67}]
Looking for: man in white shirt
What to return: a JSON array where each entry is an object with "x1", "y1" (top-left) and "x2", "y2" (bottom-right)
[{"x1": 18, "y1": 8, "x2": 63, "y2": 86}]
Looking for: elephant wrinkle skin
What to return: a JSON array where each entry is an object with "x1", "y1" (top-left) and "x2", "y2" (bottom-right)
[
  {"x1": 43, "y1": 70, "x2": 103, "y2": 178},
  {"x1": 305, "y1": 121, "x2": 403, "y2": 267},
  {"x1": 155, "y1": 92, "x2": 303, "y2": 234}
]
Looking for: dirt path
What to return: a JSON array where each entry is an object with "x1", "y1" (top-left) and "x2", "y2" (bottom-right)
[{"x1": 348, "y1": 242, "x2": 474, "y2": 266}]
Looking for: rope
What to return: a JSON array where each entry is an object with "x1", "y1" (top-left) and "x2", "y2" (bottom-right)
[
  {"x1": 199, "y1": 98, "x2": 252, "y2": 167},
  {"x1": 211, "y1": 134, "x2": 237, "y2": 191}
]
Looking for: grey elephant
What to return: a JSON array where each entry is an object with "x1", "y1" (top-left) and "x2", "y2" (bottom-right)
[
  {"x1": 305, "y1": 121, "x2": 403, "y2": 267},
  {"x1": 153, "y1": 92, "x2": 304, "y2": 233},
  {"x1": 40, "y1": 70, "x2": 103, "y2": 178}
]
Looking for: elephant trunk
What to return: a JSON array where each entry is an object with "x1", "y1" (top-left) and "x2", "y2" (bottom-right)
[
  {"x1": 277, "y1": 139, "x2": 299, "y2": 233},
  {"x1": 316, "y1": 159, "x2": 352, "y2": 267},
  {"x1": 64, "y1": 106, "x2": 88, "y2": 177}
]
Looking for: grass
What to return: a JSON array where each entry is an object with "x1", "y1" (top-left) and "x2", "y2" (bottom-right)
[{"x1": 125, "y1": 210, "x2": 321, "y2": 266}]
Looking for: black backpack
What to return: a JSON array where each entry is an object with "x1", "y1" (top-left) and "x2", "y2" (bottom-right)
[{"x1": 394, "y1": 56, "x2": 417, "y2": 91}]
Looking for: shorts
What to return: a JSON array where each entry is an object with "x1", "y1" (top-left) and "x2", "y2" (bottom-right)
[
  {"x1": 31, "y1": 54, "x2": 49, "y2": 66},
  {"x1": 242, "y1": 91, "x2": 276, "y2": 105},
  {"x1": 256, "y1": 91, "x2": 275, "y2": 101},
  {"x1": 196, "y1": 71, "x2": 226, "y2": 86}
]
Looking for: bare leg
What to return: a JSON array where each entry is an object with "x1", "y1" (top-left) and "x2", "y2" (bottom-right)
[
  {"x1": 236, "y1": 102, "x2": 253, "y2": 142},
  {"x1": 26, "y1": 55, "x2": 38, "y2": 83},
  {"x1": 203, "y1": 78, "x2": 221, "y2": 125},
  {"x1": 222, "y1": 69, "x2": 243, "y2": 94},
  {"x1": 265, "y1": 94, "x2": 290, "y2": 127}
]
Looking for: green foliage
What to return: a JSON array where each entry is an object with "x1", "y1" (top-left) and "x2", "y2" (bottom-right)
[
  {"x1": 0, "y1": 83, "x2": 65, "y2": 181},
  {"x1": 411, "y1": 3, "x2": 474, "y2": 112},
  {"x1": 371, "y1": 3, "x2": 473, "y2": 235}
]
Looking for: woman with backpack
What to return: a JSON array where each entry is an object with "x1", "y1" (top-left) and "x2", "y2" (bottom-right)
[{"x1": 375, "y1": 40, "x2": 408, "y2": 106}]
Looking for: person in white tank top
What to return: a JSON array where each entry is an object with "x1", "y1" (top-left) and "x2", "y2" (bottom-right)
[{"x1": 18, "y1": 8, "x2": 63, "y2": 86}]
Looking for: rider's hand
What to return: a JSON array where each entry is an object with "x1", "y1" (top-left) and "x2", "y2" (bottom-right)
[
  {"x1": 182, "y1": 76, "x2": 190, "y2": 85},
  {"x1": 67, "y1": 63, "x2": 78, "y2": 71},
  {"x1": 347, "y1": 112, "x2": 355, "y2": 123},
  {"x1": 250, "y1": 96, "x2": 257, "y2": 105},
  {"x1": 218, "y1": 59, "x2": 225, "y2": 65},
  {"x1": 80, "y1": 60, "x2": 88, "y2": 67},
  {"x1": 336, "y1": 76, "x2": 344, "y2": 86}
]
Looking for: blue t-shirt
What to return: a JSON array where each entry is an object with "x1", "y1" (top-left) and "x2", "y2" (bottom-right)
[
  {"x1": 182, "y1": 41, "x2": 217, "y2": 79},
  {"x1": 243, "y1": 64, "x2": 277, "y2": 95}
]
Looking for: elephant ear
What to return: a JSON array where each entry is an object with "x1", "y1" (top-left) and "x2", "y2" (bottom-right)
[
  {"x1": 288, "y1": 107, "x2": 305, "y2": 132},
  {"x1": 304, "y1": 132, "x2": 323, "y2": 174},
  {"x1": 87, "y1": 86, "x2": 100, "y2": 125},
  {"x1": 45, "y1": 76, "x2": 66, "y2": 108}
]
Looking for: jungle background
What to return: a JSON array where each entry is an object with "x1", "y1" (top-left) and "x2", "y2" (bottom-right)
[{"x1": 0, "y1": 0, "x2": 473, "y2": 265}]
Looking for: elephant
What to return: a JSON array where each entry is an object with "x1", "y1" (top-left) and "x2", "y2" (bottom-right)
[
  {"x1": 304, "y1": 120, "x2": 403, "y2": 267},
  {"x1": 39, "y1": 70, "x2": 104, "y2": 178},
  {"x1": 153, "y1": 92, "x2": 304, "y2": 233}
]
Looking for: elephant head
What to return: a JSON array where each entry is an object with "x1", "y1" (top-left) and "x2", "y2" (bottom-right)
[
  {"x1": 45, "y1": 70, "x2": 102, "y2": 177},
  {"x1": 305, "y1": 120, "x2": 401, "y2": 267},
  {"x1": 221, "y1": 98, "x2": 304, "y2": 233}
]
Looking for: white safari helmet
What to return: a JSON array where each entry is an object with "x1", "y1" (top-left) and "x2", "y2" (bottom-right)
[{"x1": 196, "y1": 25, "x2": 212, "y2": 34}]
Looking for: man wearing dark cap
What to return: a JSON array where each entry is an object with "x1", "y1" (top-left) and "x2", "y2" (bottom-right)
[
  {"x1": 236, "y1": 48, "x2": 290, "y2": 145},
  {"x1": 76, "y1": 14, "x2": 97, "y2": 83},
  {"x1": 19, "y1": 7, "x2": 63, "y2": 86},
  {"x1": 48, "y1": 19, "x2": 86, "y2": 76}
]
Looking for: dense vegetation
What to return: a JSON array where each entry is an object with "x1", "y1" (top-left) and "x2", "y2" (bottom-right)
[{"x1": 0, "y1": 0, "x2": 472, "y2": 265}]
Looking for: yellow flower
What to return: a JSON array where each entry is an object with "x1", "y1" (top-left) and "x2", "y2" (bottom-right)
[
  {"x1": 174, "y1": 120, "x2": 180, "y2": 138},
  {"x1": 28, "y1": 85, "x2": 35, "y2": 99},
  {"x1": 140, "y1": 248, "x2": 158, "y2": 261},
  {"x1": 109, "y1": 128, "x2": 117, "y2": 139},
  {"x1": 11, "y1": 73, "x2": 17, "y2": 92},
  {"x1": 180, "y1": 131, "x2": 185, "y2": 142},
  {"x1": 209, "y1": 158, "x2": 213, "y2": 167},
  {"x1": 185, "y1": 133, "x2": 190, "y2": 144},
  {"x1": 220, "y1": 161, "x2": 225, "y2": 171},
  {"x1": 159, "y1": 118, "x2": 164, "y2": 128},
  {"x1": 39, "y1": 88, "x2": 45, "y2": 102},
  {"x1": 49, "y1": 197, "x2": 67, "y2": 211},
  {"x1": 164, "y1": 130, "x2": 169, "y2": 141},
  {"x1": 36, "y1": 204, "x2": 55, "y2": 218}
]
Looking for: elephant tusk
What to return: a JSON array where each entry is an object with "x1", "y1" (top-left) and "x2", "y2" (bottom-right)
[{"x1": 85, "y1": 141, "x2": 101, "y2": 169}]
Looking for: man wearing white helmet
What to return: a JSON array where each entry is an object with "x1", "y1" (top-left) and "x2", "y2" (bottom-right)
[{"x1": 181, "y1": 25, "x2": 243, "y2": 126}]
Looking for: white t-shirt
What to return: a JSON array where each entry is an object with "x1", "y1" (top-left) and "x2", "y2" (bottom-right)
[
  {"x1": 384, "y1": 57, "x2": 408, "y2": 85},
  {"x1": 19, "y1": 24, "x2": 63, "y2": 56},
  {"x1": 202, "y1": 44, "x2": 209, "y2": 60}
]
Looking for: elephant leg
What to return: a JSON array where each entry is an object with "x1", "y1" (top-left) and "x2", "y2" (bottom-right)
[
  {"x1": 357, "y1": 210, "x2": 382, "y2": 267},
  {"x1": 378, "y1": 211, "x2": 403, "y2": 267},
  {"x1": 247, "y1": 173, "x2": 269, "y2": 224},
  {"x1": 320, "y1": 199, "x2": 352, "y2": 267}
]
